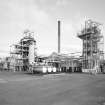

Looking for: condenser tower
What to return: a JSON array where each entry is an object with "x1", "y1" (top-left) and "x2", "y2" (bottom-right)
[
  {"x1": 78, "y1": 20, "x2": 104, "y2": 73},
  {"x1": 10, "y1": 30, "x2": 36, "y2": 71}
]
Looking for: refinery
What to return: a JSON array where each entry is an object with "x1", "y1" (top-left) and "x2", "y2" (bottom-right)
[
  {"x1": 0, "y1": 20, "x2": 104, "y2": 74},
  {"x1": 1, "y1": 1, "x2": 105, "y2": 105}
]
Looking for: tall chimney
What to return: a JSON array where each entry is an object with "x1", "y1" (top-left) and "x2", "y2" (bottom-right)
[{"x1": 58, "y1": 20, "x2": 61, "y2": 53}]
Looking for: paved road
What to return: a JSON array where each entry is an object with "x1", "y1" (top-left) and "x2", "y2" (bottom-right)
[{"x1": 0, "y1": 72, "x2": 105, "y2": 105}]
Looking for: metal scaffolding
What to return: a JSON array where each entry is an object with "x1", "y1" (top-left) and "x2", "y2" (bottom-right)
[
  {"x1": 10, "y1": 30, "x2": 36, "y2": 71},
  {"x1": 78, "y1": 19, "x2": 104, "y2": 73}
]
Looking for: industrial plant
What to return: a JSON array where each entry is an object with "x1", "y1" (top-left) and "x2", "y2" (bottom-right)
[
  {"x1": 0, "y1": 20, "x2": 104, "y2": 74},
  {"x1": 78, "y1": 20, "x2": 104, "y2": 73}
]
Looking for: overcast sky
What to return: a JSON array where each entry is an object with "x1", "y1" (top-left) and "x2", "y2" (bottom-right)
[{"x1": 0, "y1": 0, "x2": 105, "y2": 57}]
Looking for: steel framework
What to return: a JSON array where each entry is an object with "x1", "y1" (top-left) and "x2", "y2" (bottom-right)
[
  {"x1": 78, "y1": 20, "x2": 104, "y2": 73},
  {"x1": 10, "y1": 30, "x2": 36, "y2": 71}
]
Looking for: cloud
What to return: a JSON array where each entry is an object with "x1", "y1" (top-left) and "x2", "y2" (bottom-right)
[
  {"x1": 0, "y1": 0, "x2": 53, "y2": 57},
  {"x1": 0, "y1": 0, "x2": 104, "y2": 57},
  {"x1": 56, "y1": 0, "x2": 68, "y2": 6}
]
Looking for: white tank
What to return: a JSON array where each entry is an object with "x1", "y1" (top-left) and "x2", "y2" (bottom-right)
[
  {"x1": 29, "y1": 42, "x2": 35, "y2": 65},
  {"x1": 48, "y1": 67, "x2": 52, "y2": 72},
  {"x1": 53, "y1": 67, "x2": 56, "y2": 72},
  {"x1": 42, "y1": 66, "x2": 47, "y2": 73},
  {"x1": 33, "y1": 65, "x2": 47, "y2": 73}
]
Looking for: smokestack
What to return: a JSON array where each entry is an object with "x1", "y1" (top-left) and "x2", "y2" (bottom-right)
[{"x1": 58, "y1": 20, "x2": 61, "y2": 53}]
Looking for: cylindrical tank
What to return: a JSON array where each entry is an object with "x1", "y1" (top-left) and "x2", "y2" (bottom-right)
[
  {"x1": 48, "y1": 67, "x2": 52, "y2": 72},
  {"x1": 42, "y1": 66, "x2": 47, "y2": 73},
  {"x1": 33, "y1": 65, "x2": 47, "y2": 73},
  {"x1": 52, "y1": 67, "x2": 56, "y2": 72},
  {"x1": 29, "y1": 42, "x2": 35, "y2": 65}
]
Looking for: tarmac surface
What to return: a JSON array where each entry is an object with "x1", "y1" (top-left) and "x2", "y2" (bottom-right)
[{"x1": 0, "y1": 71, "x2": 105, "y2": 105}]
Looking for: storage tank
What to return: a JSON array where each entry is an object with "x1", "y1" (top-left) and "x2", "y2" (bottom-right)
[
  {"x1": 33, "y1": 65, "x2": 47, "y2": 73},
  {"x1": 48, "y1": 66, "x2": 52, "y2": 72},
  {"x1": 53, "y1": 67, "x2": 56, "y2": 72}
]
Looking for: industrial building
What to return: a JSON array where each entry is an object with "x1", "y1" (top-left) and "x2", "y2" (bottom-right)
[
  {"x1": 78, "y1": 20, "x2": 104, "y2": 73},
  {"x1": 9, "y1": 29, "x2": 61, "y2": 73},
  {"x1": 10, "y1": 30, "x2": 36, "y2": 71},
  {"x1": 60, "y1": 56, "x2": 82, "y2": 73},
  {"x1": 0, "y1": 20, "x2": 104, "y2": 74},
  {"x1": 45, "y1": 52, "x2": 82, "y2": 73}
]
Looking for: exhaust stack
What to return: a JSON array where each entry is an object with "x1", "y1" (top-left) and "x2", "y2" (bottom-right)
[{"x1": 58, "y1": 20, "x2": 61, "y2": 53}]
